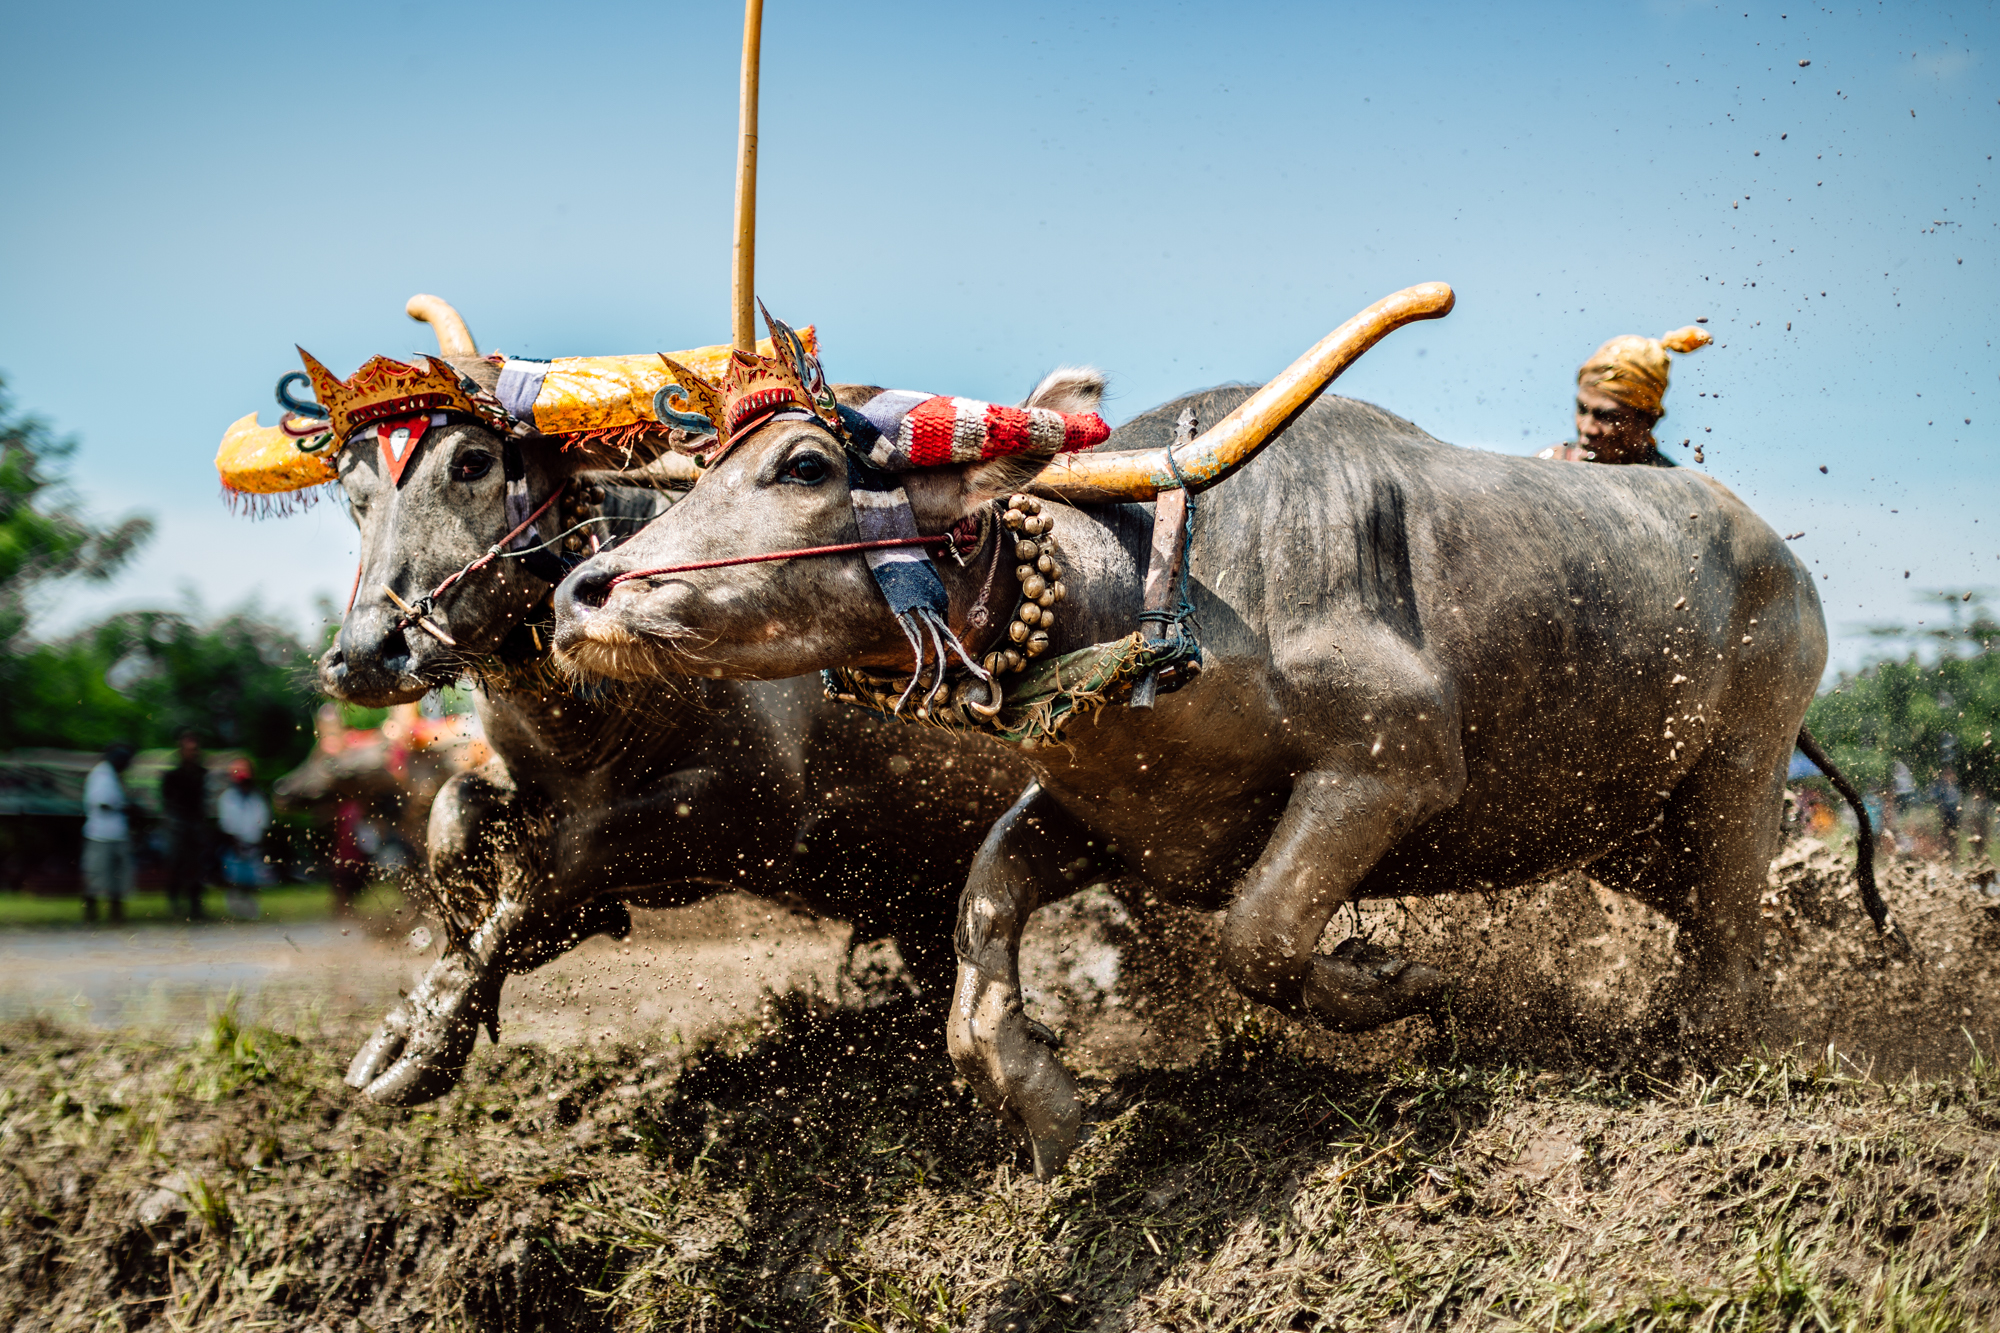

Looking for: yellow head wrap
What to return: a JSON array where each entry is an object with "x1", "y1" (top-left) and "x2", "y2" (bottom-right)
[{"x1": 1575, "y1": 326, "x2": 1712, "y2": 418}]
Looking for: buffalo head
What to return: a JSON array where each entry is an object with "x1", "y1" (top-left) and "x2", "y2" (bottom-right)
[{"x1": 550, "y1": 368, "x2": 1106, "y2": 684}]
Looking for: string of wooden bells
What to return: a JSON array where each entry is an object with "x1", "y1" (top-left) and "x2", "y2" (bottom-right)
[
  {"x1": 559, "y1": 481, "x2": 608, "y2": 555},
  {"x1": 982, "y1": 492, "x2": 1067, "y2": 681}
]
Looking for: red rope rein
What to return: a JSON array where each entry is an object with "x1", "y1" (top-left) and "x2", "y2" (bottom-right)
[
  {"x1": 426, "y1": 480, "x2": 569, "y2": 603},
  {"x1": 607, "y1": 534, "x2": 952, "y2": 586},
  {"x1": 382, "y1": 481, "x2": 572, "y2": 640}
]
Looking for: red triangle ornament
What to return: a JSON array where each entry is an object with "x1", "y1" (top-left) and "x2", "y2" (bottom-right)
[{"x1": 377, "y1": 413, "x2": 433, "y2": 486}]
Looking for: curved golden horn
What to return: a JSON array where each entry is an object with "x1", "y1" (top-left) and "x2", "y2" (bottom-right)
[
  {"x1": 404, "y1": 294, "x2": 478, "y2": 359},
  {"x1": 1032, "y1": 282, "x2": 1455, "y2": 504}
]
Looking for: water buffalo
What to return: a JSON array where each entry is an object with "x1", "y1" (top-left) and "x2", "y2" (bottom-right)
[
  {"x1": 550, "y1": 290, "x2": 1889, "y2": 1176},
  {"x1": 306, "y1": 303, "x2": 1036, "y2": 1105}
]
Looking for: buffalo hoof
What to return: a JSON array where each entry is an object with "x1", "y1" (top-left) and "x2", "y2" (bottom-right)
[
  {"x1": 1301, "y1": 937, "x2": 1450, "y2": 1033},
  {"x1": 345, "y1": 951, "x2": 503, "y2": 1105},
  {"x1": 947, "y1": 966, "x2": 1084, "y2": 1182}
]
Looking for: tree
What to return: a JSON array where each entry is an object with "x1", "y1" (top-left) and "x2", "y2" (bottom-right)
[
  {"x1": 0, "y1": 374, "x2": 151, "y2": 653},
  {"x1": 0, "y1": 374, "x2": 317, "y2": 778},
  {"x1": 1806, "y1": 597, "x2": 2000, "y2": 797},
  {"x1": 0, "y1": 608, "x2": 319, "y2": 778}
]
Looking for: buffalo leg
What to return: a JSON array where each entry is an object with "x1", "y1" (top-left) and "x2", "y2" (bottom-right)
[
  {"x1": 948, "y1": 783, "x2": 1119, "y2": 1180},
  {"x1": 348, "y1": 766, "x2": 623, "y2": 1103},
  {"x1": 1629, "y1": 732, "x2": 1790, "y2": 1052},
  {"x1": 1219, "y1": 769, "x2": 1451, "y2": 1031},
  {"x1": 347, "y1": 766, "x2": 521, "y2": 1101}
]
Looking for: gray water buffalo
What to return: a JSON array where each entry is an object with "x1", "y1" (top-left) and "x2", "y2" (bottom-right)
[
  {"x1": 551, "y1": 290, "x2": 1892, "y2": 1176},
  {"x1": 308, "y1": 304, "x2": 1035, "y2": 1105}
]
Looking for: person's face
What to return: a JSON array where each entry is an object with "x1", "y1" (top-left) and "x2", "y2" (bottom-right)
[
  {"x1": 179, "y1": 736, "x2": 200, "y2": 762},
  {"x1": 1574, "y1": 386, "x2": 1658, "y2": 463}
]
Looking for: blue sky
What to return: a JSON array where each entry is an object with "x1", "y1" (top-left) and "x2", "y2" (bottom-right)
[{"x1": 1, "y1": 0, "x2": 1991, "y2": 672}]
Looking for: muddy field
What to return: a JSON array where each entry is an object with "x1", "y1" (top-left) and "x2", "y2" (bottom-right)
[{"x1": 4, "y1": 842, "x2": 2000, "y2": 1331}]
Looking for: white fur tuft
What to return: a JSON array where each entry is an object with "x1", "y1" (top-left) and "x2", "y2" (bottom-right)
[{"x1": 1019, "y1": 366, "x2": 1108, "y2": 415}]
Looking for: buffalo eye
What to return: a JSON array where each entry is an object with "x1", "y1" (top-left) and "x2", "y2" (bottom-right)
[
  {"x1": 452, "y1": 451, "x2": 496, "y2": 482},
  {"x1": 781, "y1": 454, "x2": 829, "y2": 485}
]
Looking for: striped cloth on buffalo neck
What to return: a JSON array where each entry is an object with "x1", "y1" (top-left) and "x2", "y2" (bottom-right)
[
  {"x1": 840, "y1": 389, "x2": 1105, "y2": 618},
  {"x1": 830, "y1": 388, "x2": 1100, "y2": 715}
]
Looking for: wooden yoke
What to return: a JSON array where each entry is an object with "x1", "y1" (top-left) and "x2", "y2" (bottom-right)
[{"x1": 1127, "y1": 406, "x2": 1198, "y2": 710}]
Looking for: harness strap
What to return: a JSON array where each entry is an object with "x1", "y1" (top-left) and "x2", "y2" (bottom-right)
[
  {"x1": 429, "y1": 480, "x2": 568, "y2": 602},
  {"x1": 606, "y1": 533, "x2": 952, "y2": 587},
  {"x1": 387, "y1": 480, "x2": 570, "y2": 640}
]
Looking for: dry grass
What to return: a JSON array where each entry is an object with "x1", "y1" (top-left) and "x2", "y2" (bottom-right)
[
  {"x1": 3, "y1": 992, "x2": 1999, "y2": 1331},
  {"x1": 5, "y1": 845, "x2": 2000, "y2": 1331}
]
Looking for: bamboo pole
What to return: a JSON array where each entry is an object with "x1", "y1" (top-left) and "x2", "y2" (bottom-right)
[{"x1": 731, "y1": 0, "x2": 765, "y2": 352}]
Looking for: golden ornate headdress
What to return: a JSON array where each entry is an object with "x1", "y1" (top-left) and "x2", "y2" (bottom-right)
[
  {"x1": 296, "y1": 349, "x2": 487, "y2": 443},
  {"x1": 653, "y1": 304, "x2": 841, "y2": 462},
  {"x1": 215, "y1": 290, "x2": 808, "y2": 508},
  {"x1": 1576, "y1": 325, "x2": 1712, "y2": 418}
]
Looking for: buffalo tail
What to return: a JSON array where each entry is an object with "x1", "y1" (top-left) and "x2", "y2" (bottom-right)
[{"x1": 1796, "y1": 724, "x2": 1902, "y2": 946}]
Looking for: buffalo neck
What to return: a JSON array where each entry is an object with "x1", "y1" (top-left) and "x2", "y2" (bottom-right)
[{"x1": 930, "y1": 498, "x2": 1158, "y2": 664}]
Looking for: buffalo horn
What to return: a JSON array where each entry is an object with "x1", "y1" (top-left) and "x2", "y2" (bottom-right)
[
  {"x1": 405, "y1": 294, "x2": 479, "y2": 359},
  {"x1": 1029, "y1": 281, "x2": 1455, "y2": 504}
]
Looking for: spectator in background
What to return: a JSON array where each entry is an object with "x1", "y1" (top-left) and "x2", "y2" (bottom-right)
[
  {"x1": 82, "y1": 742, "x2": 136, "y2": 925},
  {"x1": 1537, "y1": 326, "x2": 1712, "y2": 466},
  {"x1": 1892, "y1": 761, "x2": 1919, "y2": 814},
  {"x1": 1937, "y1": 766, "x2": 1964, "y2": 863},
  {"x1": 159, "y1": 730, "x2": 210, "y2": 921},
  {"x1": 217, "y1": 759, "x2": 270, "y2": 919},
  {"x1": 1968, "y1": 781, "x2": 1993, "y2": 866},
  {"x1": 329, "y1": 797, "x2": 368, "y2": 918}
]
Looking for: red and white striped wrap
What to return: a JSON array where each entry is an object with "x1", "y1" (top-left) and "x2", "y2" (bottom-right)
[{"x1": 860, "y1": 393, "x2": 1109, "y2": 471}]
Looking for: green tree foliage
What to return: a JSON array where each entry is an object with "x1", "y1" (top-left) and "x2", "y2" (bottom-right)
[
  {"x1": 0, "y1": 374, "x2": 150, "y2": 652},
  {"x1": 0, "y1": 375, "x2": 317, "y2": 778},
  {"x1": 0, "y1": 609, "x2": 319, "y2": 778},
  {"x1": 1805, "y1": 600, "x2": 2000, "y2": 797}
]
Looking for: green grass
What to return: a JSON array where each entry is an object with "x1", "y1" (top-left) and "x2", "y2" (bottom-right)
[{"x1": 0, "y1": 880, "x2": 407, "y2": 929}]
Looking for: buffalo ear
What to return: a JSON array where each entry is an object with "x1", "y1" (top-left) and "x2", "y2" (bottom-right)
[
  {"x1": 1019, "y1": 366, "x2": 1107, "y2": 415},
  {"x1": 441, "y1": 355, "x2": 502, "y2": 395},
  {"x1": 831, "y1": 382, "x2": 886, "y2": 409},
  {"x1": 959, "y1": 453, "x2": 1053, "y2": 507},
  {"x1": 901, "y1": 452, "x2": 1048, "y2": 530}
]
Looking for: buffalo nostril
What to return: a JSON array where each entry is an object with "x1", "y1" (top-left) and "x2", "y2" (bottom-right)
[
  {"x1": 567, "y1": 567, "x2": 616, "y2": 611},
  {"x1": 379, "y1": 627, "x2": 412, "y2": 674}
]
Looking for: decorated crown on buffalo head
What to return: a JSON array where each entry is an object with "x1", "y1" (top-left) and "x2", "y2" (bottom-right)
[
  {"x1": 652, "y1": 303, "x2": 842, "y2": 463},
  {"x1": 296, "y1": 348, "x2": 492, "y2": 443},
  {"x1": 649, "y1": 303, "x2": 1112, "y2": 475}
]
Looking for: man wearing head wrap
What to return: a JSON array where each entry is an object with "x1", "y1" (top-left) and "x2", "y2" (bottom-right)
[{"x1": 1537, "y1": 326, "x2": 1712, "y2": 466}]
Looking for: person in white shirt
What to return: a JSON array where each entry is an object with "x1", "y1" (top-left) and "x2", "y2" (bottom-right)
[
  {"x1": 81, "y1": 743, "x2": 136, "y2": 925},
  {"x1": 217, "y1": 759, "x2": 272, "y2": 917}
]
